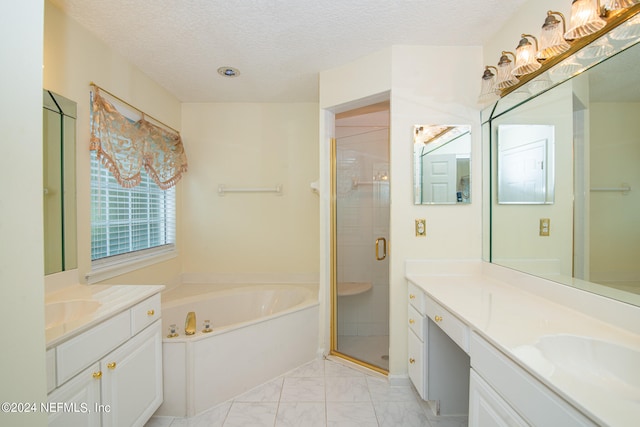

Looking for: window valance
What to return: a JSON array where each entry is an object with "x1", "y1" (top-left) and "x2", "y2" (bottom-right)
[{"x1": 89, "y1": 87, "x2": 187, "y2": 190}]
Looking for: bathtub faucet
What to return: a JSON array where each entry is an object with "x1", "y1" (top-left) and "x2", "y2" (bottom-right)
[{"x1": 185, "y1": 311, "x2": 196, "y2": 335}]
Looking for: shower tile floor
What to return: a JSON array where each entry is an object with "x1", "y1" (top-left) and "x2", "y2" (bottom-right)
[
  {"x1": 337, "y1": 335, "x2": 389, "y2": 371},
  {"x1": 145, "y1": 358, "x2": 467, "y2": 427}
]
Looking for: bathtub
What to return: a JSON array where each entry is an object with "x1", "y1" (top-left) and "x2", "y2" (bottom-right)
[{"x1": 155, "y1": 283, "x2": 319, "y2": 417}]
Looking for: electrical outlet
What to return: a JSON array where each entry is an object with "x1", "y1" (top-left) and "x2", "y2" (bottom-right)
[
  {"x1": 539, "y1": 218, "x2": 550, "y2": 236},
  {"x1": 415, "y1": 219, "x2": 426, "y2": 237}
]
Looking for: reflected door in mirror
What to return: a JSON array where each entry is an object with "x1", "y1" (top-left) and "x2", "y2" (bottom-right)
[{"x1": 414, "y1": 125, "x2": 471, "y2": 205}]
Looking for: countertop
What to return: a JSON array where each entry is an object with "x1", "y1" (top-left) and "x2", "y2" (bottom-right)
[
  {"x1": 406, "y1": 261, "x2": 640, "y2": 427},
  {"x1": 45, "y1": 284, "x2": 165, "y2": 348}
]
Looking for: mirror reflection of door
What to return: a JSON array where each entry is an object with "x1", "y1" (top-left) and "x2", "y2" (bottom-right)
[
  {"x1": 413, "y1": 124, "x2": 471, "y2": 205},
  {"x1": 332, "y1": 102, "x2": 390, "y2": 372},
  {"x1": 499, "y1": 139, "x2": 546, "y2": 203},
  {"x1": 497, "y1": 124, "x2": 555, "y2": 204},
  {"x1": 423, "y1": 154, "x2": 457, "y2": 203}
]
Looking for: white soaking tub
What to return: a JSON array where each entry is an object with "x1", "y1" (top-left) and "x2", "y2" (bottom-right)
[{"x1": 155, "y1": 283, "x2": 319, "y2": 417}]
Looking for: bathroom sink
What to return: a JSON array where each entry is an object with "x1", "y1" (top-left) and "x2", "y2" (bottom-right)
[
  {"x1": 45, "y1": 299, "x2": 101, "y2": 330},
  {"x1": 514, "y1": 334, "x2": 640, "y2": 400}
]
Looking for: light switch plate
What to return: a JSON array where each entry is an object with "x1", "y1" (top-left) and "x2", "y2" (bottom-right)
[
  {"x1": 540, "y1": 218, "x2": 550, "y2": 236},
  {"x1": 415, "y1": 219, "x2": 426, "y2": 237}
]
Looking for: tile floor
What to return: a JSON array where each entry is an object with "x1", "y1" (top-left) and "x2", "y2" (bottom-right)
[{"x1": 145, "y1": 358, "x2": 468, "y2": 427}]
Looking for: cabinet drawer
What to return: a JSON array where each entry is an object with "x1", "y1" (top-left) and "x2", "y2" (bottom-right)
[
  {"x1": 425, "y1": 297, "x2": 469, "y2": 353},
  {"x1": 131, "y1": 293, "x2": 161, "y2": 335},
  {"x1": 408, "y1": 282, "x2": 426, "y2": 314},
  {"x1": 56, "y1": 310, "x2": 131, "y2": 386},
  {"x1": 408, "y1": 304, "x2": 425, "y2": 339}
]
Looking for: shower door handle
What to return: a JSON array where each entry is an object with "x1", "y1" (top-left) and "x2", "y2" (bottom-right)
[{"x1": 375, "y1": 237, "x2": 387, "y2": 261}]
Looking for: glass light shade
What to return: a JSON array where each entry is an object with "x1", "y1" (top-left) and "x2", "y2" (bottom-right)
[
  {"x1": 565, "y1": 0, "x2": 607, "y2": 40},
  {"x1": 513, "y1": 35, "x2": 542, "y2": 76},
  {"x1": 528, "y1": 73, "x2": 553, "y2": 92},
  {"x1": 610, "y1": 12, "x2": 640, "y2": 40},
  {"x1": 537, "y1": 12, "x2": 571, "y2": 59},
  {"x1": 478, "y1": 67, "x2": 499, "y2": 105},
  {"x1": 495, "y1": 52, "x2": 519, "y2": 89},
  {"x1": 602, "y1": 0, "x2": 636, "y2": 10},
  {"x1": 549, "y1": 57, "x2": 585, "y2": 78},
  {"x1": 577, "y1": 36, "x2": 614, "y2": 59}
]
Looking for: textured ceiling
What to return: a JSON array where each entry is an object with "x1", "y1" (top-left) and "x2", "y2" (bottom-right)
[{"x1": 50, "y1": 0, "x2": 529, "y2": 103}]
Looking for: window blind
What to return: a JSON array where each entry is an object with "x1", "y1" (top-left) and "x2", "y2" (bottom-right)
[{"x1": 90, "y1": 151, "x2": 175, "y2": 262}]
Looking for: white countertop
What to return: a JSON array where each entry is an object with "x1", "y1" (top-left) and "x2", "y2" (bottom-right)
[
  {"x1": 45, "y1": 284, "x2": 164, "y2": 348},
  {"x1": 406, "y1": 261, "x2": 640, "y2": 427}
]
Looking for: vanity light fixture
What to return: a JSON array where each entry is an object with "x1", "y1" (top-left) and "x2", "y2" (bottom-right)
[
  {"x1": 495, "y1": 51, "x2": 519, "y2": 90},
  {"x1": 538, "y1": 11, "x2": 571, "y2": 60},
  {"x1": 217, "y1": 66, "x2": 240, "y2": 78},
  {"x1": 565, "y1": 0, "x2": 607, "y2": 40},
  {"x1": 513, "y1": 34, "x2": 542, "y2": 76},
  {"x1": 478, "y1": 66, "x2": 499, "y2": 105}
]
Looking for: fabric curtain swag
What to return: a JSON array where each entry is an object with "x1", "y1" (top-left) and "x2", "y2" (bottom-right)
[{"x1": 89, "y1": 86, "x2": 187, "y2": 190}]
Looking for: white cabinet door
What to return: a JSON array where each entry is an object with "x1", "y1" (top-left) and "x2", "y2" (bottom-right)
[
  {"x1": 101, "y1": 321, "x2": 163, "y2": 427},
  {"x1": 469, "y1": 369, "x2": 528, "y2": 427},
  {"x1": 48, "y1": 363, "x2": 101, "y2": 427},
  {"x1": 408, "y1": 328, "x2": 427, "y2": 399}
]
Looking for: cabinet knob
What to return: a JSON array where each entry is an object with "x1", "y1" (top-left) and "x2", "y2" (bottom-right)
[
  {"x1": 107, "y1": 362, "x2": 117, "y2": 370},
  {"x1": 434, "y1": 315, "x2": 443, "y2": 322},
  {"x1": 409, "y1": 294, "x2": 416, "y2": 300},
  {"x1": 92, "y1": 371, "x2": 102, "y2": 379},
  {"x1": 409, "y1": 318, "x2": 415, "y2": 325},
  {"x1": 147, "y1": 309, "x2": 155, "y2": 316},
  {"x1": 409, "y1": 358, "x2": 415, "y2": 364}
]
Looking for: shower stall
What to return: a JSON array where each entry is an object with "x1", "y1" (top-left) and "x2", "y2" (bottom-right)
[{"x1": 331, "y1": 105, "x2": 390, "y2": 372}]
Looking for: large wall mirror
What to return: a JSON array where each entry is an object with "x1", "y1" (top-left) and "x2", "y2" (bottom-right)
[
  {"x1": 413, "y1": 124, "x2": 471, "y2": 204},
  {"x1": 483, "y1": 9, "x2": 640, "y2": 307},
  {"x1": 43, "y1": 89, "x2": 77, "y2": 275}
]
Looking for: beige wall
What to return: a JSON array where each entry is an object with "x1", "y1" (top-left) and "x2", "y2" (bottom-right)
[
  {"x1": 43, "y1": 0, "x2": 183, "y2": 286},
  {"x1": 389, "y1": 46, "x2": 483, "y2": 375},
  {"x1": 180, "y1": 103, "x2": 319, "y2": 275},
  {"x1": 319, "y1": 45, "x2": 482, "y2": 377},
  {"x1": 0, "y1": 1, "x2": 48, "y2": 425}
]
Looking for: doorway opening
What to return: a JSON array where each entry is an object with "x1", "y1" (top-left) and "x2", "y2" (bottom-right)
[{"x1": 330, "y1": 101, "x2": 390, "y2": 373}]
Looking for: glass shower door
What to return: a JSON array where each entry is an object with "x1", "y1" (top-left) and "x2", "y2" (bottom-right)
[{"x1": 332, "y1": 109, "x2": 390, "y2": 372}]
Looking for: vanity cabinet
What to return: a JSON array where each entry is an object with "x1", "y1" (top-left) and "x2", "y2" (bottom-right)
[
  {"x1": 469, "y1": 369, "x2": 528, "y2": 427},
  {"x1": 47, "y1": 293, "x2": 162, "y2": 427},
  {"x1": 407, "y1": 282, "x2": 470, "y2": 415},
  {"x1": 407, "y1": 283, "x2": 427, "y2": 398},
  {"x1": 48, "y1": 363, "x2": 101, "y2": 427},
  {"x1": 101, "y1": 321, "x2": 162, "y2": 427},
  {"x1": 469, "y1": 333, "x2": 597, "y2": 427}
]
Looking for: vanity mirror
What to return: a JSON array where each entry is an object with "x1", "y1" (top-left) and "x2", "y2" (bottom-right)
[
  {"x1": 413, "y1": 124, "x2": 471, "y2": 204},
  {"x1": 483, "y1": 7, "x2": 640, "y2": 306},
  {"x1": 43, "y1": 89, "x2": 77, "y2": 275}
]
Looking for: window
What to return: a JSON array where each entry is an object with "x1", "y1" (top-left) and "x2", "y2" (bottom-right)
[
  {"x1": 90, "y1": 151, "x2": 176, "y2": 264},
  {"x1": 87, "y1": 86, "x2": 186, "y2": 282}
]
